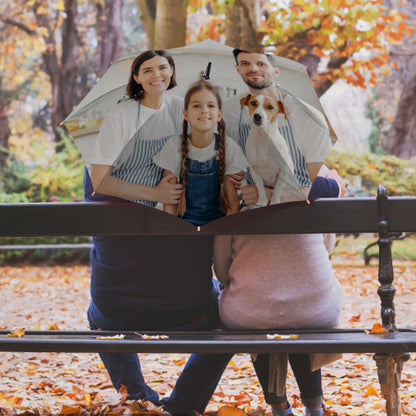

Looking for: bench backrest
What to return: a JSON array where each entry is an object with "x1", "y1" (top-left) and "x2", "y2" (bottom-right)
[{"x1": 2, "y1": 185, "x2": 416, "y2": 331}]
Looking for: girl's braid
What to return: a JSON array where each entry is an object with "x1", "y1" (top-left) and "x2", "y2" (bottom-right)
[
  {"x1": 217, "y1": 119, "x2": 226, "y2": 184},
  {"x1": 178, "y1": 119, "x2": 190, "y2": 216}
]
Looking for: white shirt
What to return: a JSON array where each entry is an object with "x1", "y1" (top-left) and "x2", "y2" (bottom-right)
[
  {"x1": 90, "y1": 96, "x2": 183, "y2": 166},
  {"x1": 153, "y1": 135, "x2": 249, "y2": 178}
]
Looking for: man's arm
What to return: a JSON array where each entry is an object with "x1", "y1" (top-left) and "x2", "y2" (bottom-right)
[{"x1": 308, "y1": 170, "x2": 346, "y2": 200}]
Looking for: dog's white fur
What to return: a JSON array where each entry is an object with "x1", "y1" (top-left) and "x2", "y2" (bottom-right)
[{"x1": 241, "y1": 93, "x2": 296, "y2": 206}]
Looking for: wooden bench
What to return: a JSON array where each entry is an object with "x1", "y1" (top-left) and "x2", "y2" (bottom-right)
[{"x1": 1, "y1": 184, "x2": 416, "y2": 416}]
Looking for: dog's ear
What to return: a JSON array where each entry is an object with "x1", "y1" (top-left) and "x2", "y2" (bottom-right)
[
  {"x1": 278, "y1": 100, "x2": 289, "y2": 119},
  {"x1": 240, "y1": 94, "x2": 252, "y2": 109}
]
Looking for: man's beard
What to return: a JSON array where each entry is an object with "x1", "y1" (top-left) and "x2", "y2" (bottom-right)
[{"x1": 245, "y1": 78, "x2": 273, "y2": 90}]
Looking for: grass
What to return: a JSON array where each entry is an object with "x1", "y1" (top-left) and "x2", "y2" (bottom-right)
[{"x1": 334, "y1": 233, "x2": 416, "y2": 262}]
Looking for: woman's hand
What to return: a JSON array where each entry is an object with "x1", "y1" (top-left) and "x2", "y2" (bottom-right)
[{"x1": 155, "y1": 173, "x2": 184, "y2": 204}]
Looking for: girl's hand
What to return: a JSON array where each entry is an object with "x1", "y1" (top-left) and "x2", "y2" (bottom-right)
[{"x1": 155, "y1": 173, "x2": 184, "y2": 204}]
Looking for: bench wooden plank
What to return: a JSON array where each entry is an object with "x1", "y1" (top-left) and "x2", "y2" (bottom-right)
[
  {"x1": 1, "y1": 329, "x2": 416, "y2": 354},
  {"x1": 0, "y1": 197, "x2": 412, "y2": 237}
]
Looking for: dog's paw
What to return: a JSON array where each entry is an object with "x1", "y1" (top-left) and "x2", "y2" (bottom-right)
[
  {"x1": 256, "y1": 198, "x2": 268, "y2": 207},
  {"x1": 269, "y1": 197, "x2": 281, "y2": 205}
]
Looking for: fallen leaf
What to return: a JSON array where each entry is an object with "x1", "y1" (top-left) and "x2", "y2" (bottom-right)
[
  {"x1": 218, "y1": 405, "x2": 248, "y2": 416},
  {"x1": 7, "y1": 327, "x2": 25, "y2": 337},
  {"x1": 364, "y1": 384, "x2": 379, "y2": 397},
  {"x1": 366, "y1": 323, "x2": 388, "y2": 334},
  {"x1": 267, "y1": 334, "x2": 298, "y2": 339},
  {"x1": 135, "y1": 333, "x2": 169, "y2": 339},
  {"x1": 96, "y1": 334, "x2": 125, "y2": 340}
]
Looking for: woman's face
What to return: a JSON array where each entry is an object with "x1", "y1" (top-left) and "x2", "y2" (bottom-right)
[
  {"x1": 184, "y1": 89, "x2": 223, "y2": 134},
  {"x1": 133, "y1": 56, "x2": 173, "y2": 96}
]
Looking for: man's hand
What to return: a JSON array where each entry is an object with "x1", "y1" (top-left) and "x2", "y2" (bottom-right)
[
  {"x1": 240, "y1": 184, "x2": 273, "y2": 207},
  {"x1": 326, "y1": 169, "x2": 347, "y2": 197}
]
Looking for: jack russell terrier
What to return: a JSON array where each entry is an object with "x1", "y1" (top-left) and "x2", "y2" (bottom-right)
[{"x1": 241, "y1": 93, "x2": 298, "y2": 206}]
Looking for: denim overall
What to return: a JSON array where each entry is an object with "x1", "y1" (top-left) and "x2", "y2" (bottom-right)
[{"x1": 181, "y1": 133, "x2": 225, "y2": 226}]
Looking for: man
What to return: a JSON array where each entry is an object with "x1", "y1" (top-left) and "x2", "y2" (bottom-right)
[{"x1": 223, "y1": 48, "x2": 345, "y2": 205}]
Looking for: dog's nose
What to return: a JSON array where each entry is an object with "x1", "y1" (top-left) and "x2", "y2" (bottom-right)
[{"x1": 253, "y1": 113, "x2": 262, "y2": 124}]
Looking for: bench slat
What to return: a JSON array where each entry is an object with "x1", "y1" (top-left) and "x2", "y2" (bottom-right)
[{"x1": 1, "y1": 329, "x2": 416, "y2": 354}]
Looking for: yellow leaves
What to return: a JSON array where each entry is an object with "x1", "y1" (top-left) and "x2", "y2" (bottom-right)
[
  {"x1": 364, "y1": 383, "x2": 379, "y2": 397},
  {"x1": 267, "y1": 333, "x2": 298, "y2": 340},
  {"x1": 7, "y1": 327, "x2": 25, "y2": 337}
]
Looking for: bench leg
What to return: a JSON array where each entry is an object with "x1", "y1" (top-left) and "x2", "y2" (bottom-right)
[{"x1": 373, "y1": 352, "x2": 409, "y2": 416}]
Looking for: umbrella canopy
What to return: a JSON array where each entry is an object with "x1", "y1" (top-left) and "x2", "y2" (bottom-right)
[{"x1": 63, "y1": 39, "x2": 332, "y2": 167}]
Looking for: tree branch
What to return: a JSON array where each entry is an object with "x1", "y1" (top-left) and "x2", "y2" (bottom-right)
[{"x1": 0, "y1": 14, "x2": 36, "y2": 35}]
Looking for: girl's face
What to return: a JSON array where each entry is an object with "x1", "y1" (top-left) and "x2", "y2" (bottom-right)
[
  {"x1": 183, "y1": 89, "x2": 223, "y2": 134},
  {"x1": 133, "y1": 56, "x2": 173, "y2": 96}
]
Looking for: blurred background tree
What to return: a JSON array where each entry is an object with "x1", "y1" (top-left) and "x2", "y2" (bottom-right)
[{"x1": 0, "y1": 0, "x2": 414, "y2": 203}]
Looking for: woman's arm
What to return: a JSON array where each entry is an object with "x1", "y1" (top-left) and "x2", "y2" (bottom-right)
[
  {"x1": 91, "y1": 164, "x2": 183, "y2": 204},
  {"x1": 163, "y1": 170, "x2": 179, "y2": 215},
  {"x1": 213, "y1": 235, "x2": 233, "y2": 285}
]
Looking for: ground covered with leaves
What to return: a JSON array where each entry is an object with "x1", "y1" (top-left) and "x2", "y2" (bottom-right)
[{"x1": 0, "y1": 250, "x2": 415, "y2": 415}]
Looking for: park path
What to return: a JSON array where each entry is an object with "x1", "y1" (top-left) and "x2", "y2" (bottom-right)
[{"x1": 0, "y1": 252, "x2": 415, "y2": 415}]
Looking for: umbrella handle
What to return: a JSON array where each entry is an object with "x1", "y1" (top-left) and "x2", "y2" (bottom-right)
[{"x1": 203, "y1": 62, "x2": 212, "y2": 80}]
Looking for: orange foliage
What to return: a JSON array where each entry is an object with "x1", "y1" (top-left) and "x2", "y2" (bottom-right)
[{"x1": 186, "y1": 0, "x2": 410, "y2": 89}]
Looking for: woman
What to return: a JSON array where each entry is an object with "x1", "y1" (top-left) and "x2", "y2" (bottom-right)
[
  {"x1": 84, "y1": 50, "x2": 231, "y2": 415},
  {"x1": 213, "y1": 172, "x2": 345, "y2": 416}
]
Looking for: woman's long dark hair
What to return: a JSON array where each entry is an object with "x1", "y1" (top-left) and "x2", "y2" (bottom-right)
[{"x1": 126, "y1": 50, "x2": 177, "y2": 101}]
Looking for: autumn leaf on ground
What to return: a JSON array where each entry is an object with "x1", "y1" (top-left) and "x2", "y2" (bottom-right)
[
  {"x1": 7, "y1": 327, "x2": 25, "y2": 337},
  {"x1": 364, "y1": 384, "x2": 379, "y2": 397},
  {"x1": 135, "y1": 333, "x2": 169, "y2": 339},
  {"x1": 267, "y1": 334, "x2": 298, "y2": 340},
  {"x1": 218, "y1": 405, "x2": 248, "y2": 416},
  {"x1": 349, "y1": 313, "x2": 361, "y2": 323},
  {"x1": 96, "y1": 334, "x2": 125, "y2": 340},
  {"x1": 366, "y1": 323, "x2": 388, "y2": 334}
]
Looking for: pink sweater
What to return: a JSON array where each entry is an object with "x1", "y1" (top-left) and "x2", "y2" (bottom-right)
[{"x1": 214, "y1": 234, "x2": 342, "y2": 330}]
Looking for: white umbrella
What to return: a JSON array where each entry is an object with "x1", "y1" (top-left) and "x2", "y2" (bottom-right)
[{"x1": 63, "y1": 39, "x2": 332, "y2": 167}]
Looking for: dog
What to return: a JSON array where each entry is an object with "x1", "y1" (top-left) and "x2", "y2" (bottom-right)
[{"x1": 241, "y1": 93, "x2": 298, "y2": 206}]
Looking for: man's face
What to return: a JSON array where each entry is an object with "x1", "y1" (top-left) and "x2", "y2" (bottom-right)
[{"x1": 236, "y1": 52, "x2": 279, "y2": 90}]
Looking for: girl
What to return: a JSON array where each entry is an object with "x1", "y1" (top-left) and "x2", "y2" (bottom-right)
[{"x1": 154, "y1": 81, "x2": 248, "y2": 226}]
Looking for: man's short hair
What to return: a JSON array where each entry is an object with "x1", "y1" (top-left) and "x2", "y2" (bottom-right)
[{"x1": 232, "y1": 48, "x2": 276, "y2": 67}]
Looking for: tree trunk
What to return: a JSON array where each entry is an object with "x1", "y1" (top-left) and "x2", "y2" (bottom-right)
[
  {"x1": 96, "y1": 0, "x2": 123, "y2": 76},
  {"x1": 34, "y1": 0, "x2": 79, "y2": 149},
  {"x1": 225, "y1": 0, "x2": 263, "y2": 52},
  {"x1": 154, "y1": 0, "x2": 187, "y2": 49},
  {"x1": 136, "y1": 0, "x2": 157, "y2": 48},
  {"x1": 0, "y1": 82, "x2": 10, "y2": 168},
  {"x1": 385, "y1": 72, "x2": 416, "y2": 158}
]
